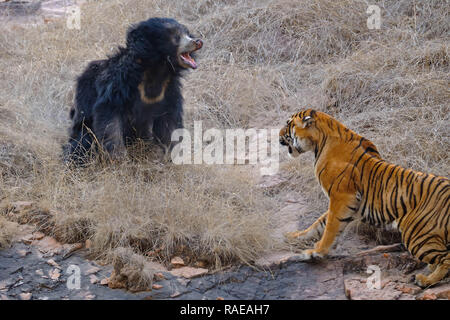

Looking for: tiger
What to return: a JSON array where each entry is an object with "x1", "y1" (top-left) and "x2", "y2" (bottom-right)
[{"x1": 279, "y1": 109, "x2": 449, "y2": 287}]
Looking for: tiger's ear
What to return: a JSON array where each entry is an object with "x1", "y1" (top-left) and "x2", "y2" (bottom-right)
[
  {"x1": 294, "y1": 115, "x2": 315, "y2": 128},
  {"x1": 303, "y1": 116, "x2": 315, "y2": 128}
]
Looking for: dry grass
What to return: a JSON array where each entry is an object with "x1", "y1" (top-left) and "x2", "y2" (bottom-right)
[
  {"x1": 108, "y1": 247, "x2": 156, "y2": 292},
  {"x1": 0, "y1": 216, "x2": 19, "y2": 249},
  {"x1": 0, "y1": 0, "x2": 448, "y2": 273}
]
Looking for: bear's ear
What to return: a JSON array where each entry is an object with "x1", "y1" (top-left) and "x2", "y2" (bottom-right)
[
  {"x1": 126, "y1": 24, "x2": 156, "y2": 61},
  {"x1": 126, "y1": 24, "x2": 143, "y2": 47}
]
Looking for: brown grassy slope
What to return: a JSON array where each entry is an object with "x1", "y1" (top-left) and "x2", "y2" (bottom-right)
[{"x1": 0, "y1": 0, "x2": 448, "y2": 267}]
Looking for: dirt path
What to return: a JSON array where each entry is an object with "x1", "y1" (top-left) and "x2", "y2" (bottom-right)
[
  {"x1": 2, "y1": 236, "x2": 449, "y2": 300},
  {"x1": 0, "y1": 241, "x2": 345, "y2": 300}
]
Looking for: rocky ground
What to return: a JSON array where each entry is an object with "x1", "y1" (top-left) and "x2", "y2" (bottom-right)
[
  {"x1": 1, "y1": 223, "x2": 449, "y2": 300},
  {"x1": 0, "y1": 173, "x2": 449, "y2": 301}
]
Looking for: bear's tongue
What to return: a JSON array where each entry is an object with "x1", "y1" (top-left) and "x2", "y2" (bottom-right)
[{"x1": 180, "y1": 52, "x2": 197, "y2": 69}]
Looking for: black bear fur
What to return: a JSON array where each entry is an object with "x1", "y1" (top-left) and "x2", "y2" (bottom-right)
[{"x1": 64, "y1": 17, "x2": 203, "y2": 163}]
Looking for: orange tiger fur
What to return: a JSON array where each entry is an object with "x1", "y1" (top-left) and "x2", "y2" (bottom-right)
[{"x1": 279, "y1": 109, "x2": 449, "y2": 287}]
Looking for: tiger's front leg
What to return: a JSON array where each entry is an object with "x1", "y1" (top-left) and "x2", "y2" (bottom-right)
[
  {"x1": 285, "y1": 211, "x2": 328, "y2": 243},
  {"x1": 292, "y1": 193, "x2": 358, "y2": 261}
]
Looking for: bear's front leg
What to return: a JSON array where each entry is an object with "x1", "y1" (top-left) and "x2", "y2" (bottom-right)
[
  {"x1": 152, "y1": 112, "x2": 183, "y2": 154},
  {"x1": 93, "y1": 112, "x2": 127, "y2": 160}
]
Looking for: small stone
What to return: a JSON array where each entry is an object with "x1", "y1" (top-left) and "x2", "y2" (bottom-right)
[
  {"x1": 85, "y1": 266, "x2": 100, "y2": 275},
  {"x1": 19, "y1": 293, "x2": 32, "y2": 300},
  {"x1": 85, "y1": 294, "x2": 96, "y2": 300},
  {"x1": 46, "y1": 259, "x2": 61, "y2": 269},
  {"x1": 17, "y1": 249, "x2": 30, "y2": 257},
  {"x1": 35, "y1": 269, "x2": 44, "y2": 277},
  {"x1": 32, "y1": 232, "x2": 45, "y2": 240},
  {"x1": 21, "y1": 234, "x2": 34, "y2": 245},
  {"x1": 49, "y1": 269, "x2": 61, "y2": 281},
  {"x1": 217, "y1": 297, "x2": 224, "y2": 300},
  {"x1": 85, "y1": 239, "x2": 92, "y2": 249},
  {"x1": 100, "y1": 278, "x2": 109, "y2": 286},
  {"x1": 395, "y1": 284, "x2": 421, "y2": 295},
  {"x1": 154, "y1": 272, "x2": 165, "y2": 280},
  {"x1": 0, "y1": 295, "x2": 9, "y2": 300},
  {"x1": 17, "y1": 249, "x2": 31, "y2": 258},
  {"x1": 152, "y1": 284, "x2": 163, "y2": 290},
  {"x1": 89, "y1": 275, "x2": 99, "y2": 284},
  {"x1": 170, "y1": 256, "x2": 185, "y2": 268},
  {"x1": 169, "y1": 266, "x2": 208, "y2": 279},
  {"x1": 418, "y1": 293, "x2": 437, "y2": 300}
]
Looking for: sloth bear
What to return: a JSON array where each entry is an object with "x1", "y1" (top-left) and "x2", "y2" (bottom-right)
[{"x1": 64, "y1": 17, "x2": 203, "y2": 163}]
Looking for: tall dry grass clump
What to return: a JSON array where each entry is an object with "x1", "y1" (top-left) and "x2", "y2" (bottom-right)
[
  {"x1": 0, "y1": 216, "x2": 19, "y2": 248},
  {"x1": 0, "y1": 0, "x2": 448, "y2": 275}
]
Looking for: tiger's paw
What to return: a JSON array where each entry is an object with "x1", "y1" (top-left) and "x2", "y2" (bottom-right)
[
  {"x1": 285, "y1": 230, "x2": 304, "y2": 241},
  {"x1": 428, "y1": 264, "x2": 437, "y2": 272},
  {"x1": 289, "y1": 249, "x2": 324, "y2": 262},
  {"x1": 415, "y1": 273, "x2": 430, "y2": 288}
]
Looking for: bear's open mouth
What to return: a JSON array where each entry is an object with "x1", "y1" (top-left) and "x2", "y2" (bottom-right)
[
  {"x1": 178, "y1": 39, "x2": 202, "y2": 69},
  {"x1": 179, "y1": 51, "x2": 197, "y2": 69}
]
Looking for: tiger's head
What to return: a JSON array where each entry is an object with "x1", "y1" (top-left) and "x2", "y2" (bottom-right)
[
  {"x1": 279, "y1": 109, "x2": 318, "y2": 158},
  {"x1": 280, "y1": 109, "x2": 382, "y2": 160}
]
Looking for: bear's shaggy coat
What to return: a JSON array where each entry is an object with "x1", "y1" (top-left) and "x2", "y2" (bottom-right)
[{"x1": 64, "y1": 17, "x2": 203, "y2": 163}]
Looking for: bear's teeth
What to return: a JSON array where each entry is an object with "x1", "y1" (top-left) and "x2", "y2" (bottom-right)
[{"x1": 180, "y1": 52, "x2": 197, "y2": 69}]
